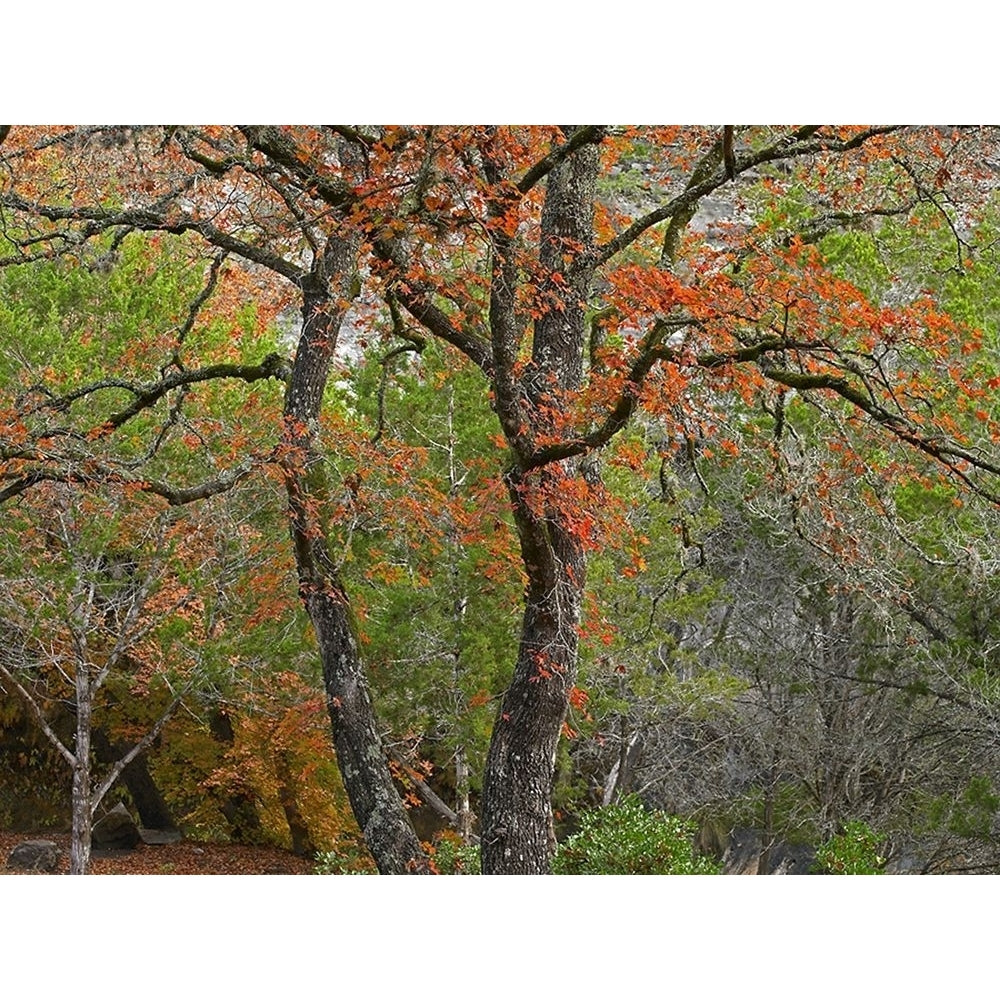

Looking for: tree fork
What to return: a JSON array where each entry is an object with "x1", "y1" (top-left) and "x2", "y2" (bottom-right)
[{"x1": 481, "y1": 130, "x2": 599, "y2": 873}]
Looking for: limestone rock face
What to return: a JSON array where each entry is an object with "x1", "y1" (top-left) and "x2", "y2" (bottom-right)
[{"x1": 7, "y1": 839, "x2": 60, "y2": 871}]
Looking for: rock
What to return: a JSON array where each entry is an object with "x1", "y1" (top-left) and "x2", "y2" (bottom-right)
[
  {"x1": 139, "y1": 827, "x2": 183, "y2": 846},
  {"x1": 7, "y1": 839, "x2": 60, "y2": 871},
  {"x1": 92, "y1": 802, "x2": 141, "y2": 850},
  {"x1": 770, "y1": 842, "x2": 817, "y2": 875},
  {"x1": 723, "y1": 827, "x2": 764, "y2": 874},
  {"x1": 723, "y1": 826, "x2": 817, "y2": 874}
]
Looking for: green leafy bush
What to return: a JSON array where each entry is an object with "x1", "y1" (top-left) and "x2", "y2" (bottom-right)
[
  {"x1": 431, "y1": 834, "x2": 481, "y2": 874},
  {"x1": 553, "y1": 796, "x2": 721, "y2": 874},
  {"x1": 313, "y1": 845, "x2": 377, "y2": 875},
  {"x1": 813, "y1": 821, "x2": 886, "y2": 874}
]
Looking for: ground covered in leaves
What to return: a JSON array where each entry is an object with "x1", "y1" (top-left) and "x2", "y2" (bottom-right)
[{"x1": 0, "y1": 831, "x2": 317, "y2": 875}]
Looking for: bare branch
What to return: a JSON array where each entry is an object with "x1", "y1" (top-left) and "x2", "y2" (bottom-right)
[
  {"x1": 0, "y1": 191, "x2": 307, "y2": 282},
  {"x1": 373, "y1": 237, "x2": 494, "y2": 376},
  {"x1": 0, "y1": 656, "x2": 75, "y2": 766},
  {"x1": 24, "y1": 353, "x2": 291, "y2": 432},
  {"x1": 168, "y1": 250, "x2": 228, "y2": 368}
]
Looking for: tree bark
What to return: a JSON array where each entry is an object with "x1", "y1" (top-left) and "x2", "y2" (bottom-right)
[
  {"x1": 282, "y1": 237, "x2": 429, "y2": 874},
  {"x1": 480, "y1": 130, "x2": 600, "y2": 874},
  {"x1": 69, "y1": 665, "x2": 92, "y2": 876},
  {"x1": 481, "y1": 482, "x2": 586, "y2": 872}
]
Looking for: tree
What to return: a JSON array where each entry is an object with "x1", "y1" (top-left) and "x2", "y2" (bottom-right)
[
  {"x1": 0, "y1": 484, "x2": 199, "y2": 873},
  {"x1": 4, "y1": 126, "x2": 1000, "y2": 873}
]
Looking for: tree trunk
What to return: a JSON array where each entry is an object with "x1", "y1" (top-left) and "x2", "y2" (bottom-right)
[
  {"x1": 282, "y1": 238, "x2": 429, "y2": 874},
  {"x1": 454, "y1": 745, "x2": 474, "y2": 844},
  {"x1": 70, "y1": 758, "x2": 92, "y2": 875},
  {"x1": 480, "y1": 130, "x2": 599, "y2": 874},
  {"x1": 275, "y1": 751, "x2": 316, "y2": 857},
  {"x1": 69, "y1": 667, "x2": 92, "y2": 875},
  {"x1": 602, "y1": 726, "x2": 642, "y2": 807},
  {"x1": 481, "y1": 483, "x2": 586, "y2": 873}
]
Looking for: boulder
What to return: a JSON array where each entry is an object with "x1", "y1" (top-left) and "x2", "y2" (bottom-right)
[
  {"x1": 723, "y1": 826, "x2": 817, "y2": 874},
  {"x1": 139, "y1": 827, "x2": 183, "y2": 846},
  {"x1": 92, "y1": 802, "x2": 141, "y2": 850},
  {"x1": 7, "y1": 839, "x2": 60, "y2": 872}
]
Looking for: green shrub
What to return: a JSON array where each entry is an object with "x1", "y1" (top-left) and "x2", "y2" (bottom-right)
[
  {"x1": 431, "y1": 834, "x2": 481, "y2": 874},
  {"x1": 553, "y1": 796, "x2": 722, "y2": 874},
  {"x1": 813, "y1": 821, "x2": 886, "y2": 874},
  {"x1": 313, "y1": 845, "x2": 377, "y2": 874}
]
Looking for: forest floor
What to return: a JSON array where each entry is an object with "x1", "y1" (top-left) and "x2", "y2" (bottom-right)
[{"x1": 0, "y1": 831, "x2": 318, "y2": 875}]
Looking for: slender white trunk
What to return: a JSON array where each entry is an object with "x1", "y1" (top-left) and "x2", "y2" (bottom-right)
[
  {"x1": 70, "y1": 663, "x2": 92, "y2": 875},
  {"x1": 446, "y1": 388, "x2": 474, "y2": 845},
  {"x1": 454, "y1": 744, "x2": 473, "y2": 843}
]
